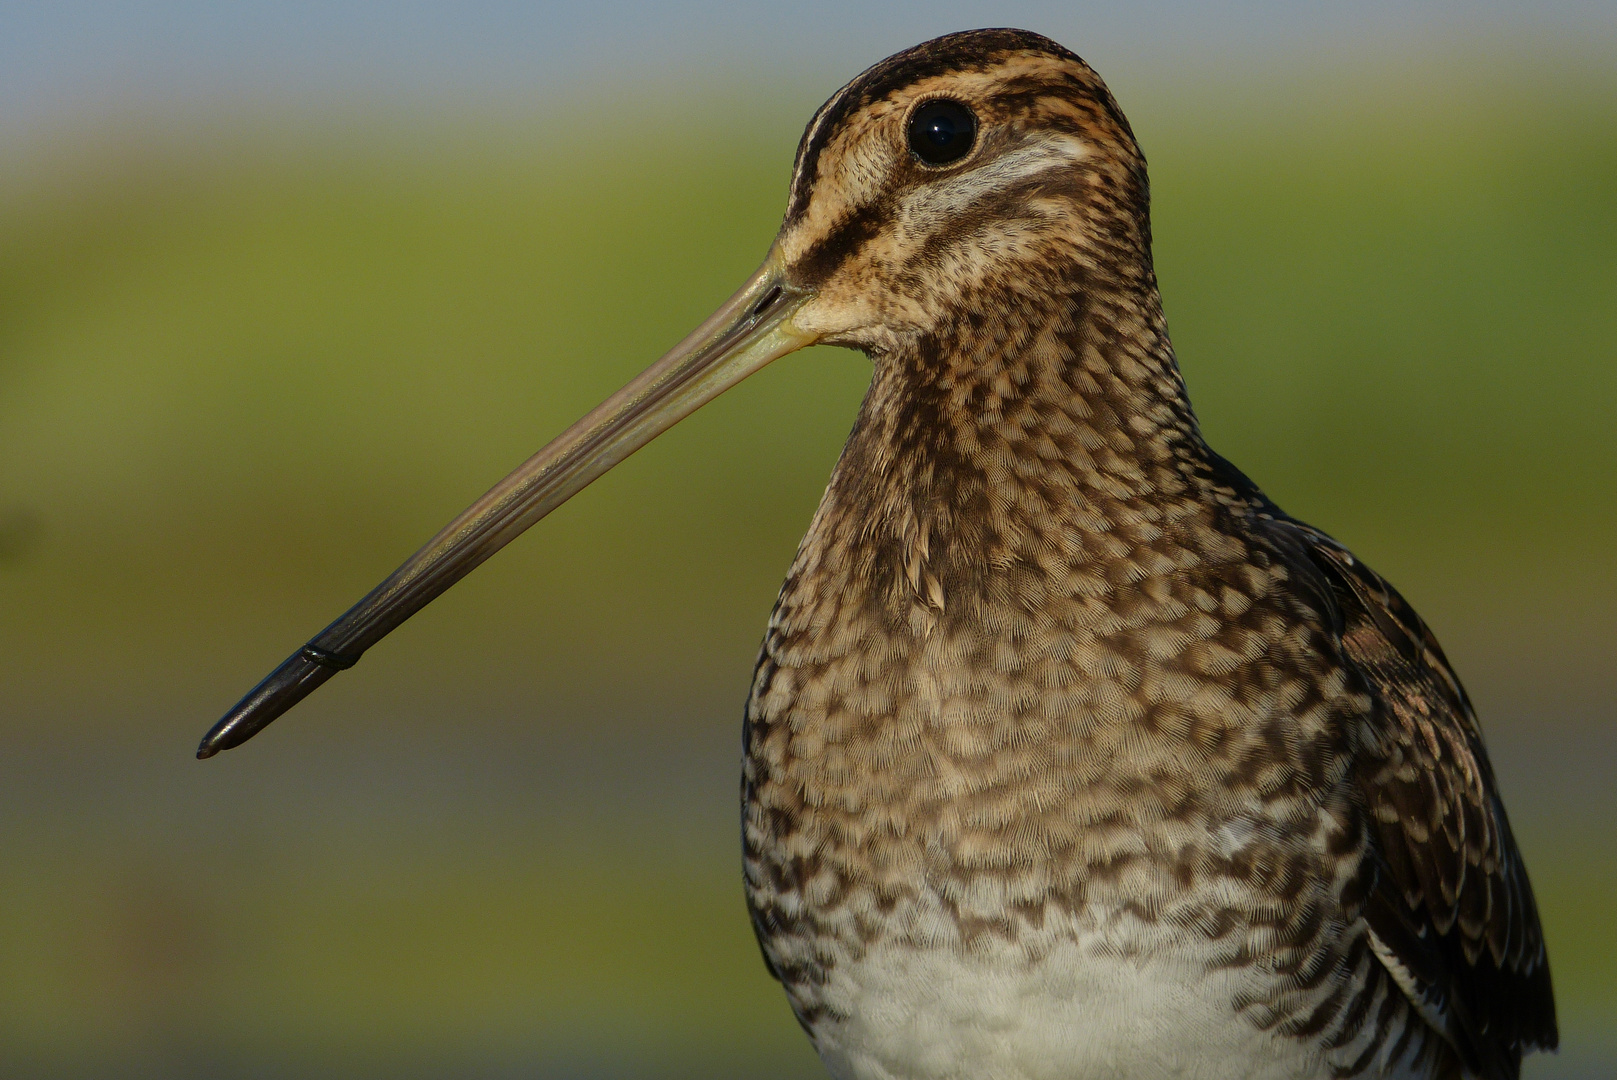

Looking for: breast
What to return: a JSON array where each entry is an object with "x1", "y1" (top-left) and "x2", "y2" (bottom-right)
[
  {"x1": 742, "y1": 549, "x2": 1363, "y2": 923},
  {"x1": 741, "y1": 514, "x2": 1376, "y2": 1074},
  {"x1": 739, "y1": 395, "x2": 1387, "y2": 1066}
]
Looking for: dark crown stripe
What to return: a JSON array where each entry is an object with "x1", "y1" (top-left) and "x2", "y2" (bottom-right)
[{"x1": 785, "y1": 28, "x2": 1084, "y2": 223}]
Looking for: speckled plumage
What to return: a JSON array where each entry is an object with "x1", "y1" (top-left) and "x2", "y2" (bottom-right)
[{"x1": 739, "y1": 29, "x2": 1554, "y2": 1080}]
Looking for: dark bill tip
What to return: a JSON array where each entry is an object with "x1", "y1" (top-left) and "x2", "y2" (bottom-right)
[
  {"x1": 195, "y1": 255, "x2": 813, "y2": 762},
  {"x1": 195, "y1": 647, "x2": 353, "y2": 758}
]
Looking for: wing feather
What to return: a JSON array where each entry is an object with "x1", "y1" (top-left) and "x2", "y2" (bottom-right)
[
  {"x1": 1274, "y1": 517, "x2": 1557, "y2": 1079},
  {"x1": 1204, "y1": 453, "x2": 1557, "y2": 1078}
]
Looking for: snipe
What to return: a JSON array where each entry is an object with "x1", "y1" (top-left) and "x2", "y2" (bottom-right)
[{"x1": 200, "y1": 28, "x2": 1556, "y2": 1080}]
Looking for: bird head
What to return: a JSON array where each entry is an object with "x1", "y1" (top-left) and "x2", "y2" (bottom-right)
[
  {"x1": 777, "y1": 28, "x2": 1152, "y2": 357},
  {"x1": 197, "y1": 28, "x2": 1158, "y2": 757}
]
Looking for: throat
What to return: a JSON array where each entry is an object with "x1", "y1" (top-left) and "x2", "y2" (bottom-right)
[{"x1": 806, "y1": 281, "x2": 1213, "y2": 625}]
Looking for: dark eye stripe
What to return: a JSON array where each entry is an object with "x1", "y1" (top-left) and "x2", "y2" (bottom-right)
[
  {"x1": 908, "y1": 99, "x2": 977, "y2": 166},
  {"x1": 793, "y1": 201, "x2": 892, "y2": 285}
]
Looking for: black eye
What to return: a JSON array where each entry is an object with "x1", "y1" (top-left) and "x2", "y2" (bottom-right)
[{"x1": 907, "y1": 99, "x2": 977, "y2": 166}]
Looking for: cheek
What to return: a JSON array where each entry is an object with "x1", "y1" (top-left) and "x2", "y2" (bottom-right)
[
  {"x1": 885, "y1": 209, "x2": 1073, "y2": 320},
  {"x1": 927, "y1": 213, "x2": 1068, "y2": 290},
  {"x1": 794, "y1": 273, "x2": 929, "y2": 349},
  {"x1": 796, "y1": 213, "x2": 1063, "y2": 345},
  {"x1": 792, "y1": 285, "x2": 885, "y2": 343}
]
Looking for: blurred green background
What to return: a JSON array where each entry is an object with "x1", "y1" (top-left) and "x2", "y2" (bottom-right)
[{"x1": 2, "y1": 13, "x2": 1614, "y2": 1080}]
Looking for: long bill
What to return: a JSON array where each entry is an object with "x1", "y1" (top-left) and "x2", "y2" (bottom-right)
[{"x1": 197, "y1": 253, "x2": 817, "y2": 758}]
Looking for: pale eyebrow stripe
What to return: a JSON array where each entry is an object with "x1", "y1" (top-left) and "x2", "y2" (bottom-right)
[{"x1": 788, "y1": 79, "x2": 861, "y2": 216}]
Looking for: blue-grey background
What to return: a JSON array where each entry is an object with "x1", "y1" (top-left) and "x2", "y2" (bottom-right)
[{"x1": 1, "y1": 3, "x2": 1613, "y2": 1078}]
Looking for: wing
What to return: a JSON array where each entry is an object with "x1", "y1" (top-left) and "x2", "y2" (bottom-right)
[
  {"x1": 1204, "y1": 453, "x2": 1556, "y2": 1078},
  {"x1": 1203, "y1": 452, "x2": 1552, "y2": 1073},
  {"x1": 1288, "y1": 521, "x2": 1556, "y2": 1078}
]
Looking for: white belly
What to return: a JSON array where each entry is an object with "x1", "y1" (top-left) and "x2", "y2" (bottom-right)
[{"x1": 808, "y1": 939, "x2": 1325, "y2": 1080}]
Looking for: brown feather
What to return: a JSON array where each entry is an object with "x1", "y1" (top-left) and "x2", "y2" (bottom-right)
[{"x1": 739, "y1": 28, "x2": 1555, "y2": 1080}]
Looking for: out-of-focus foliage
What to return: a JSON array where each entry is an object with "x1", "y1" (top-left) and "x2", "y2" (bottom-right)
[{"x1": 0, "y1": 61, "x2": 1612, "y2": 1078}]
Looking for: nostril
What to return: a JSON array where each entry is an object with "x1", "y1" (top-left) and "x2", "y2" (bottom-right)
[{"x1": 752, "y1": 286, "x2": 782, "y2": 318}]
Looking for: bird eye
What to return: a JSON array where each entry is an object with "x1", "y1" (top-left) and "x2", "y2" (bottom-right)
[{"x1": 907, "y1": 99, "x2": 977, "y2": 166}]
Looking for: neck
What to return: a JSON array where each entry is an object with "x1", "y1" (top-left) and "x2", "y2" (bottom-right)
[{"x1": 802, "y1": 273, "x2": 1218, "y2": 626}]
